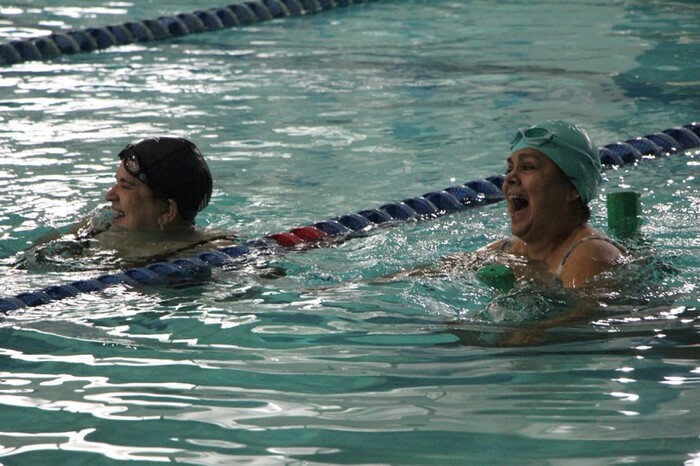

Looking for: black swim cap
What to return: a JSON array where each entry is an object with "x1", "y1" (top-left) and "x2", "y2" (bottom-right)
[{"x1": 118, "y1": 137, "x2": 212, "y2": 222}]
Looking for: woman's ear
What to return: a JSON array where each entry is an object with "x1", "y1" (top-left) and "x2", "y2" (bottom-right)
[
  {"x1": 566, "y1": 185, "x2": 580, "y2": 202},
  {"x1": 157, "y1": 199, "x2": 180, "y2": 231}
]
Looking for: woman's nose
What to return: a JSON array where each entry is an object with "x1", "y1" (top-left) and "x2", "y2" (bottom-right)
[{"x1": 105, "y1": 185, "x2": 117, "y2": 201}]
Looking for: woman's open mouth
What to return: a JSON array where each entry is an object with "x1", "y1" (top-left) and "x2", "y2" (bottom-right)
[
  {"x1": 111, "y1": 208, "x2": 125, "y2": 220},
  {"x1": 509, "y1": 195, "x2": 529, "y2": 214}
]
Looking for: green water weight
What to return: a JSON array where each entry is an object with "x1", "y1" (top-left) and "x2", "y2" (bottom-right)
[{"x1": 607, "y1": 191, "x2": 642, "y2": 238}]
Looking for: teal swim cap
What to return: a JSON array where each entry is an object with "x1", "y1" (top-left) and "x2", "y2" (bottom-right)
[{"x1": 510, "y1": 120, "x2": 602, "y2": 205}]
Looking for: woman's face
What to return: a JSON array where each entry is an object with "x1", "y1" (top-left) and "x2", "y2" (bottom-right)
[
  {"x1": 105, "y1": 162, "x2": 169, "y2": 231},
  {"x1": 503, "y1": 148, "x2": 579, "y2": 242}
]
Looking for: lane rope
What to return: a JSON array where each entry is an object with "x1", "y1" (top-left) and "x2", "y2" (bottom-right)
[{"x1": 0, "y1": 0, "x2": 375, "y2": 66}]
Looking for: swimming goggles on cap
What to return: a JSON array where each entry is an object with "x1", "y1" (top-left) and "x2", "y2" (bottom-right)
[
  {"x1": 118, "y1": 144, "x2": 151, "y2": 185},
  {"x1": 510, "y1": 127, "x2": 594, "y2": 161}
]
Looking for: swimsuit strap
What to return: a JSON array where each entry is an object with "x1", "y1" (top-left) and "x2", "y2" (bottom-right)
[{"x1": 555, "y1": 235, "x2": 626, "y2": 277}]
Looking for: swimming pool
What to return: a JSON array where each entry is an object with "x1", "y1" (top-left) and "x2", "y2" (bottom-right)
[{"x1": 1, "y1": 0, "x2": 699, "y2": 464}]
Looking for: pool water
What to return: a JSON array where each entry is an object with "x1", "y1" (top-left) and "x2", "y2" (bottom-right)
[{"x1": 1, "y1": 1, "x2": 699, "y2": 464}]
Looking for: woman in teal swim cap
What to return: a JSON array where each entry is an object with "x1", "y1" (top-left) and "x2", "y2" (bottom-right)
[{"x1": 487, "y1": 120, "x2": 625, "y2": 288}]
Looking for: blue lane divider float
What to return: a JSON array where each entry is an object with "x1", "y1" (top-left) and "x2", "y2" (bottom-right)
[
  {"x1": 0, "y1": 0, "x2": 376, "y2": 66},
  {"x1": 2, "y1": 122, "x2": 698, "y2": 313}
]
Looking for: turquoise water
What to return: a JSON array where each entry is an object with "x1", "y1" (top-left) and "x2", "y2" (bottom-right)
[{"x1": 1, "y1": 1, "x2": 699, "y2": 464}]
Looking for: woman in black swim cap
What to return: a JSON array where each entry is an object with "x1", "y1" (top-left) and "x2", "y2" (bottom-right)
[
  {"x1": 15, "y1": 137, "x2": 236, "y2": 270},
  {"x1": 106, "y1": 137, "x2": 212, "y2": 232}
]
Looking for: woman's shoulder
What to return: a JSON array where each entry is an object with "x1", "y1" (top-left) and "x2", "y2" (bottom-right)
[
  {"x1": 159, "y1": 228, "x2": 239, "y2": 257},
  {"x1": 558, "y1": 229, "x2": 626, "y2": 287},
  {"x1": 566, "y1": 228, "x2": 626, "y2": 259}
]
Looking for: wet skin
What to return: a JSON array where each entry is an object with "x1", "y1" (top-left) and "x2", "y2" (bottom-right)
[{"x1": 105, "y1": 162, "x2": 170, "y2": 232}]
